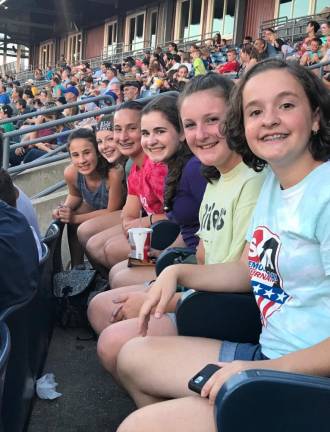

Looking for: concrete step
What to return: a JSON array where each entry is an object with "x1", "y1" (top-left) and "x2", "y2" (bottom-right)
[{"x1": 14, "y1": 159, "x2": 70, "y2": 198}]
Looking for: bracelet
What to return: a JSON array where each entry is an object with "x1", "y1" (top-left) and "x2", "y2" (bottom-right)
[{"x1": 149, "y1": 214, "x2": 153, "y2": 226}]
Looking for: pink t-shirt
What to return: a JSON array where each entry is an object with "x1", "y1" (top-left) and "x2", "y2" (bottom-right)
[{"x1": 127, "y1": 156, "x2": 168, "y2": 215}]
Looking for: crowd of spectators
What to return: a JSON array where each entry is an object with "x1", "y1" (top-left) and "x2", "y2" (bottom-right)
[{"x1": 0, "y1": 18, "x2": 330, "y2": 432}]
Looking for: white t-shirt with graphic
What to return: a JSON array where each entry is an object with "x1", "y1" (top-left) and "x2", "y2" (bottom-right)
[{"x1": 247, "y1": 162, "x2": 330, "y2": 359}]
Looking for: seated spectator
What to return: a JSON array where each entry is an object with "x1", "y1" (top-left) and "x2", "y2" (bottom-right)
[
  {"x1": 14, "y1": 98, "x2": 31, "y2": 128},
  {"x1": 320, "y1": 21, "x2": 330, "y2": 45},
  {"x1": 303, "y1": 20, "x2": 321, "y2": 52},
  {"x1": 34, "y1": 68, "x2": 44, "y2": 81},
  {"x1": 0, "y1": 167, "x2": 42, "y2": 259},
  {"x1": 216, "y1": 48, "x2": 240, "y2": 74},
  {"x1": 83, "y1": 101, "x2": 167, "y2": 270},
  {"x1": 39, "y1": 88, "x2": 52, "y2": 105},
  {"x1": 90, "y1": 74, "x2": 265, "y2": 378},
  {"x1": 263, "y1": 27, "x2": 284, "y2": 53},
  {"x1": 213, "y1": 32, "x2": 222, "y2": 49},
  {"x1": 45, "y1": 65, "x2": 54, "y2": 81},
  {"x1": 0, "y1": 104, "x2": 15, "y2": 133},
  {"x1": 300, "y1": 38, "x2": 323, "y2": 66},
  {"x1": 254, "y1": 38, "x2": 278, "y2": 60},
  {"x1": 122, "y1": 81, "x2": 141, "y2": 102},
  {"x1": 51, "y1": 76, "x2": 65, "y2": 98},
  {"x1": 168, "y1": 42, "x2": 178, "y2": 54},
  {"x1": 63, "y1": 85, "x2": 79, "y2": 103},
  {"x1": 191, "y1": 48, "x2": 207, "y2": 76},
  {"x1": 77, "y1": 115, "x2": 127, "y2": 250},
  {"x1": 106, "y1": 66, "x2": 120, "y2": 87},
  {"x1": 115, "y1": 59, "x2": 330, "y2": 432},
  {"x1": 238, "y1": 44, "x2": 258, "y2": 77},
  {"x1": 165, "y1": 65, "x2": 190, "y2": 92},
  {"x1": 52, "y1": 128, "x2": 126, "y2": 267},
  {"x1": 242, "y1": 35, "x2": 253, "y2": 44},
  {"x1": 0, "y1": 83, "x2": 10, "y2": 105},
  {"x1": 166, "y1": 54, "x2": 182, "y2": 74},
  {"x1": 0, "y1": 200, "x2": 39, "y2": 312}
]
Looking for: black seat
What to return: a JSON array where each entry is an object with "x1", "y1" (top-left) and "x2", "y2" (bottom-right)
[
  {"x1": 151, "y1": 220, "x2": 181, "y2": 251},
  {"x1": 1, "y1": 244, "x2": 49, "y2": 432},
  {"x1": 216, "y1": 369, "x2": 330, "y2": 432},
  {"x1": 0, "y1": 322, "x2": 10, "y2": 432},
  {"x1": 176, "y1": 291, "x2": 330, "y2": 432}
]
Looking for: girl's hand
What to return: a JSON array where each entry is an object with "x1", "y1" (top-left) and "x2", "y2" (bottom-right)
[
  {"x1": 201, "y1": 360, "x2": 267, "y2": 405},
  {"x1": 138, "y1": 266, "x2": 178, "y2": 336},
  {"x1": 112, "y1": 291, "x2": 148, "y2": 321},
  {"x1": 58, "y1": 205, "x2": 74, "y2": 224},
  {"x1": 52, "y1": 207, "x2": 61, "y2": 220}
]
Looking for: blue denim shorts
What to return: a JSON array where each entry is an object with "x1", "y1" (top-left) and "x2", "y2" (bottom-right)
[{"x1": 219, "y1": 341, "x2": 268, "y2": 362}]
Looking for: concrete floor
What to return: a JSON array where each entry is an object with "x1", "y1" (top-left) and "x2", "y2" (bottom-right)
[{"x1": 28, "y1": 326, "x2": 135, "y2": 432}]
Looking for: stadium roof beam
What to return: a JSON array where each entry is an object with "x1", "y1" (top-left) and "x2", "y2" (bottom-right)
[{"x1": 0, "y1": 17, "x2": 54, "y2": 30}]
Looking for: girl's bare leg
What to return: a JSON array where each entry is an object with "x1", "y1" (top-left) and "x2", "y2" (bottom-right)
[
  {"x1": 109, "y1": 260, "x2": 157, "y2": 288},
  {"x1": 85, "y1": 223, "x2": 123, "y2": 268},
  {"x1": 117, "y1": 335, "x2": 221, "y2": 408},
  {"x1": 77, "y1": 210, "x2": 122, "y2": 248},
  {"x1": 117, "y1": 395, "x2": 217, "y2": 432},
  {"x1": 97, "y1": 315, "x2": 177, "y2": 381},
  {"x1": 87, "y1": 284, "x2": 146, "y2": 334}
]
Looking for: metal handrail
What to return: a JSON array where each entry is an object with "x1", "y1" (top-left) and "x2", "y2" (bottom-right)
[
  {"x1": 9, "y1": 130, "x2": 72, "y2": 150},
  {"x1": 308, "y1": 59, "x2": 330, "y2": 77},
  {"x1": 0, "y1": 94, "x2": 115, "y2": 126},
  {"x1": 8, "y1": 153, "x2": 69, "y2": 175},
  {"x1": 2, "y1": 92, "x2": 171, "y2": 171},
  {"x1": 31, "y1": 180, "x2": 67, "y2": 200}
]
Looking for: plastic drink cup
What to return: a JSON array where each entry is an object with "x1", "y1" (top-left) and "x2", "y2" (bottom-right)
[{"x1": 128, "y1": 227, "x2": 153, "y2": 261}]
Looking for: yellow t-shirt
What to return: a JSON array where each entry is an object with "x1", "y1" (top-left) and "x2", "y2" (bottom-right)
[{"x1": 198, "y1": 162, "x2": 266, "y2": 265}]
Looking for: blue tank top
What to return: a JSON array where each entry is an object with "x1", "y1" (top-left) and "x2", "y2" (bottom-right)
[{"x1": 76, "y1": 172, "x2": 109, "y2": 210}]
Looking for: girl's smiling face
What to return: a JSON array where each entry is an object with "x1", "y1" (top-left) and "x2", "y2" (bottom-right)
[
  {"x1": 69, "y1": 138, "x2": 98, "y2": 175},
  {"x1": 243, "y1": 69, "x2": 320, "y2": 176},
  {"x1": 141, "y1": 111, "x2": 183, "y2": 163},
  {"x1": 180, "y1": 89, "x2": 240, "y2": 173},
  {"x1": 96, "y1": 129, "x2": 121, "y2": 163}
]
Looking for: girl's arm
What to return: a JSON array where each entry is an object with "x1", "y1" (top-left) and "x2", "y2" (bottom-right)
[
  {"x1": 138, "y1": 243, "x2": 251, "y2": 335},
  {"x1": 69, "y1": 167, "x2": 126, "y2": 225},
  {"x1": 52, "y1": 165, "x2": 82, "y2": 221},
  {"x1": 203, "y1": 337, "x2": 330, "y2": 405}
]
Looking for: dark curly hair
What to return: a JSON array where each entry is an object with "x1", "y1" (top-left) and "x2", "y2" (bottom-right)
[
  {"x1": 142, "y1": 93, "x2": 192, "y2": 212},
  {"x1": 225, "y1": 58, "x2": 330, "y2": 172},
  {"x1": 67, "y1": 128, "x2": 110, "y2": 178},
  {"x1": 178, "y1": 73, "x2": 235, "y2": 183}
]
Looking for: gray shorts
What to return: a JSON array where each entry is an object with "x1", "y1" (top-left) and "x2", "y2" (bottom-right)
[{"x1": 219, "y1": 341, "x2": 268, "y2": 362}]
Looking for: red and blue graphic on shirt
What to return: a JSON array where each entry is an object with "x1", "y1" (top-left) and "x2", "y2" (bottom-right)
[{"x1": 249, "y1": 226, "x2": 290, "y2": 326}]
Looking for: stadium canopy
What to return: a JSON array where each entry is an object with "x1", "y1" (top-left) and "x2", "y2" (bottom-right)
[{"x1": 0, "y1": 0, "x2": 118, "y2": 46}]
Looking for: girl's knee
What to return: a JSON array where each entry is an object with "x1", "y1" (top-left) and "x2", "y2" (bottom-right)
[
  {"x1": 97, "y1": 326, "x2": 127, "y2": 373},
  {"x1": 87, "y1": 293, "x2": 110, "y2": 334},
  {"x1": 77, "y1": 221, "x2": 92, "y2": 247}
]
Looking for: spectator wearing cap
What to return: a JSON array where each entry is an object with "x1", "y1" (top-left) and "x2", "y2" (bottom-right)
[
  {"x1": 0, "y1": 83, "x2": 10, "y2": 105},
  {"x1": 0, "y1": 104, "x2": 15, "y2": 133},
  {"x1": 122, "y1": 81, "x2": 141, "y2": 102},
  {"x1": 63, "y1": 85, "x2": 79, "y2": 103},
  {"x1": 106, "y1": 67, "x2": 120, "y2": 88}
]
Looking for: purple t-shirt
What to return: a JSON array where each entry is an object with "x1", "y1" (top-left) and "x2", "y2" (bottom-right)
[{"x1": 167, "y1": 156, "x2": 207, "y2": 250}]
